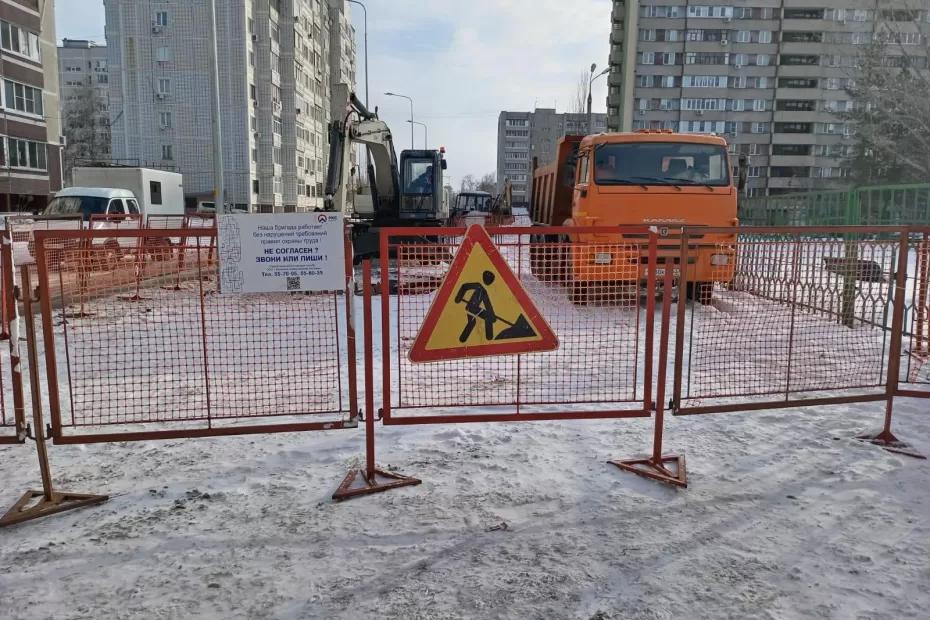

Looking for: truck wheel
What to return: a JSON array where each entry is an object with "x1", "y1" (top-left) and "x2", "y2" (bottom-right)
[
  {"x1": 570, "y1": 280, "x2": 589, "y2": 306},
  {"x1": 687, "y1": 282, "x2": 713, "y2": 305}
]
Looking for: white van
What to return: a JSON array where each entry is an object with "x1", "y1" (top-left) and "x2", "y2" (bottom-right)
[
  {"x1": 71, "y1": 167, "x2": 184, "y2": 218},
  {"x1": 27, "y1": 188, "x2": 144, "y2": 263}
]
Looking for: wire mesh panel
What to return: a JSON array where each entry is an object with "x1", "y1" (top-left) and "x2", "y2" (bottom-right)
[
  {"x1": 380, "y1": 225, "x2": 656, "y2": 424},
  {"x1": 673, "y1": 227, "x2": 906, "y2": 413},
  {"x1": 901, "y1": 229, "x2": 930, "y2": 392},
  {"x1": 34, "y1": 227, "x2": 355, "y2": 443}
]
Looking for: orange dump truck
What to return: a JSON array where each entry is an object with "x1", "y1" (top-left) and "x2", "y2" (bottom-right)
[{"x1": 529, "y1": 130, "x2": 745, "y2": 303}]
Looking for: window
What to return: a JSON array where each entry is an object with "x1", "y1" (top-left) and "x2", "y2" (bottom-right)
[
  {"x1": 158, "y1": 111, "x2": 172, "y2": 128},
  {"x1": 149, "y1": 181, "x2": 163, "y2": 205},
  {"x1": 641, "y1": 52, "x2": 655, "y2": 65},
  {"x1": 156, "y1": 47, "x2": 171, "y2": 63},
  {"x1": 250, "y1": 84, "x2": 257, "y2": 100},
  {"x1": 593, "y1": 142, "x2": 730, "y2": 187},
  {"x1": 273, "y1": 116, "x2": 282, "y2": 135},
  {"x1": 778, "y1": 77, "x2": 818, "y2": 89},
  {"x1": 273, "y1": 147, "x2": 282, "y2": 165},
  {"x1": 683, "y1": 75, "x2": 727, "y2": 88},
  {"x1": 162, "y1": 145, "x2": 173, "y2": 160},
  {"x1": 758, "y1": 30, "x2": 772, "y2": 43},
  {"x1": 0, "y1": 21, "x2": 40, "y2": 62},
  {"x1": 155, "y1": 11, "x2": 168, "y2": 27},
  {"x1": 783, "y1": 8, "x2": 823, "y2": 19},
  {"x1": 158, "y1": 78, "x2": 170, "y2": 95},
  {"x1": 773, "y1": 144, "x2": 812, "y2": 156},
  {"x1": 505, "y1": 129, "x2": 528, "y2": 138},
  {"x1": 736, "y1": 30, "x2": 751, "y2": 43},
  {"x1": 747, "y1": 166, "x2": 764, "y2": 178},
  {"x1": 6, "y1": 137, "x2": 46, "y2": 170},
  {"x1": 752, "y1": 99, "x2": 767, "y2": 112},
  {"x1": 252, "y1": 179, "x2": 260, "y2": 194},
  {"x1": 775, "y1": 122, "x2": 812, "y2": 134},
  {"x1": 3, "y1": 80, "x2": 43, "y2": 116},
  {"x1": 506, "y1": 119, "x2": 528, "y2": 127},
  {"x1": 780, "y1": 54, "x2": 819, "y2": 66},
  {"x1": 126, "y1": 200, "x2": 140, "y2": 215},
  {"x1": 776, "y1": 100, "x2": 816, "y2": 111},
  {"x1": 783, "y1": 31, "x2": 822, "y2": 43}
]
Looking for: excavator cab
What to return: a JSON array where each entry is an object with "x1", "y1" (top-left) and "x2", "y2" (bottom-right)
[{"x1": 398, "y1": 149, "x2": 446, "y2": 223}]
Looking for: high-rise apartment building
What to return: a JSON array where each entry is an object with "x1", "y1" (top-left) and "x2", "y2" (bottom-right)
[
  {"x1": 58, "y1": 39, "x2": 110, "y2": 183},
  {"x1": 497, "y1": 109, "x2": 608, "y2": 203},
  {"x1": 104, "y1": 0, "x2": 356, "y2": 212},
  {"x1": 607, "y1": 2, "x2": 929, "y2": 196},
  {"x1": 0, "y1": 0, "x2": 62, "y2": 212}
]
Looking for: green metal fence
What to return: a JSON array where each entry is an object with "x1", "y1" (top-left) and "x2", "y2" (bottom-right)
[{"x1": 739, "y1": 184, "x2": 930, "y2": 226}]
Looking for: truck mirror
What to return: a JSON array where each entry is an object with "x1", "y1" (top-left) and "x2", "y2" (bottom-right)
[{"x1": 441, "y1": 159, "x2": 448, "y2": 170}]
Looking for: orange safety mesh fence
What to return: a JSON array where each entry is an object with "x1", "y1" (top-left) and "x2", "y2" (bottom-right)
[
  {"x1": 901, "y1": 229, "x2": 930, "y2": 391},
  {"x1": 673, "y1": 227, "x2": 906, "y2": 413},
  {"x1": 380, "y1": 225, "x2": 656, "y2": 424},
  {"x1": 34, "y1": 227, "x2": 355, "y2": 443}
]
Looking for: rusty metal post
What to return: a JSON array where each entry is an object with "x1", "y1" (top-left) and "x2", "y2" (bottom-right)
[
  {"x1": 2, "y1": 231, "x2": 24, "y2": 438},
  {"x1": 0, "y1": 267, "x2": 107, "y2": 527},
  {"x1": 344, "y1": 225, "x2": 359, "y2": 423},
  {"x1": 857, "y1": 232, "x2": 925, "y2": 458},
  {"x1": 610, "y1": 259, "x2": 687, "y2": 487},
  {"x1": 332, "y1": 259, "x2": 421, "y2": 501}
]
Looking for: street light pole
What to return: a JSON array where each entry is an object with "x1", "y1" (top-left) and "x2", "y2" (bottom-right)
[
  {"x1": 347, "y1": 0, "x2": 368, "y2": 107},
  {"x1": 587, "y1": 65, "x2": 610, "y2": 134},
  {"x1": 207, "y1": 0, "x2": 225, "y2": 215},
  {"x1": 385, "y1": 92, "x2": 414, "y2": 149},
  {"x1": 407, "y1": 120, "x2": 427, "y2": 148}
]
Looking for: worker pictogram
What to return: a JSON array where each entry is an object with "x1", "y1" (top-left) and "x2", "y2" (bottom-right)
[{"x1": 409, "y1": 225, "x2": 558, "y2": 363}]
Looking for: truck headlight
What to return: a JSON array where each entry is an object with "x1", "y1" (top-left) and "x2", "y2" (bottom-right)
[
  {"x1": 594, "y1": 252, "x2": 612, "y2": 265},
  {"x1": 710, "y1": 254, "x2": 730, "y2": 266}
]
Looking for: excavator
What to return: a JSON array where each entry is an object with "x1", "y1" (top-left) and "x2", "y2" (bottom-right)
[{"x1": 324, "y1": 84, "x2": 448, "y2": 262}]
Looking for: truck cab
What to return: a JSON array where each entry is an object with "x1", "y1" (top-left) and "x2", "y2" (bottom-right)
[
  {"x1": 531, "y1": 130, "x2": 742, "y2": 303},
  {"x1": 398, "y1": 149, "x2": 447, "y2": 222}
]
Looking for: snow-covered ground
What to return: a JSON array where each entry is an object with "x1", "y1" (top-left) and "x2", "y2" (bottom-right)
[{"x1": 2, "y1": 222, "x2": 930, "y2": 619}]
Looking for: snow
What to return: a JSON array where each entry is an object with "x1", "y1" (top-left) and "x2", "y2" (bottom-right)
[{"x1": 2, "y1": 221, "x2": 930, "y2": 618}]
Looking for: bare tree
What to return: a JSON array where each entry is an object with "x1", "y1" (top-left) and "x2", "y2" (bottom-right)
[
  {"x1": 477, "y1": 173, "x2": 497, "y2": 194},
  {"x1": 459, "y1": 174, "x2": 477, "y2": 193},
  {"x1": 62, "y1": 83, "x2": 111, "y2": 183},
  {"x1": 569, "y1": 71, "x2": 588, "y2": 114}
]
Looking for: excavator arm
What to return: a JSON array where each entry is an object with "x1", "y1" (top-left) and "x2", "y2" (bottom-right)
[{"x1": 324, "y1": 85, "x2": 400, "y2": 216}]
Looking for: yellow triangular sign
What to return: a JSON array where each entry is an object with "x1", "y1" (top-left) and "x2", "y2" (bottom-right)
[{"x1": 408, "y1": 225, "x2": 559, "y2": 363}]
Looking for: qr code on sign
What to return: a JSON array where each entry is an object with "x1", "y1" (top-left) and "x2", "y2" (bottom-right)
[{"x1": 286, "y1": 276, "x2": 301, "y2": 291}]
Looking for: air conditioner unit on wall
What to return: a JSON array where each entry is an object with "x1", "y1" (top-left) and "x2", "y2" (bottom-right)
[
  {"x1": 152, "y1": 25, "x2": 162, "y2": 34},
  {"x1": 721, "y1": 39, "x2": 728, "y2": 46}
]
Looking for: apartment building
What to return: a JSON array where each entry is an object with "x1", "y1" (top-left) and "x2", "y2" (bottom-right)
[
  {"x1": 497, "y1": 109, "x2": 608, "y2": 203},
  {"x1": 58, "y1": 39, "x2": 109, "y2": 182},
  {"x1": 104, "y1": 0, "x2": 355, "y2": 211},
  {"x1": 0, "y1": 0, "x2": 62, "y2": 212},
  {"x1": 607, "y1": 1, "x2": 930, "y2": 195}
]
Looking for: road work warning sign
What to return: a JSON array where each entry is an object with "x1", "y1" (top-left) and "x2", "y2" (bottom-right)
[{"x1": 408, "y1": 225, "x2": 559, "y2": 363}]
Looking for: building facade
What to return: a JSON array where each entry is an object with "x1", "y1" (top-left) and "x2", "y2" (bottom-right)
[
  {"x1": 497, "y1": 109, "x2": 608, "y2": 203},
  {"x1": 606, "y1": 1, "x2": 930, "y2": 196},
  {"x1": 58, "y1": 39, "x2": 110, "y2": 183},
  {"x1": 0, "y1": 0, "x2": 62, "y2": 212},
  {"x1": 104, "y1": 0, "x2": 355, "y2": 211}
]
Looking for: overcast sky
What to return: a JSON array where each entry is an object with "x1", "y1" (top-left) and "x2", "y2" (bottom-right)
[{"x1": 56, "y1": 0, "x2": 613, "y2": 187}]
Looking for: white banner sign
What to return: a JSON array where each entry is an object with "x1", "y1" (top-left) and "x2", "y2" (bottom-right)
[{"x1": 218, "y1": 213, "x2": 345, "y2": 294}]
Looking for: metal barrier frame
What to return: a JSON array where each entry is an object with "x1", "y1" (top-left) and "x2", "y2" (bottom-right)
[
  {"x1": 378, "y1": 224, "x2": 658, "y2": 425},
  {"x1": 672, "y1": 225, "x2": 909, "y2": 416},
  {"x1": 898, "y1": 226, "x2": 930, "y2": 398},
  {"x1": 33, "y1": 226, "x2": 358, "y2": 444},
  {"x1": 0, "y1": 231, "x2": 24, "y2": 443}
]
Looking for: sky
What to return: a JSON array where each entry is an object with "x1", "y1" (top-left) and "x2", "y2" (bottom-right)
[{"x1": 56, "y1": 0, "x2": 613, "y2": 187}]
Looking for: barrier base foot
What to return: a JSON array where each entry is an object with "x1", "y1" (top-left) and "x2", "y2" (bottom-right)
[
  {"x1": 117, "y1": 294, "x2": 151, "y2": 302},
  {"x1": 609, "y1": 454, "x2": 688, "y2": 488},
  {"x1": 856, "y1": 430, "x2": 926, "y2": 460},
  {"x1": 0, "y1": 490, "x2": 108, "y2": 528},
  {"x1": 332, "y1": 468, "x2": 421, "y2": 501}
]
